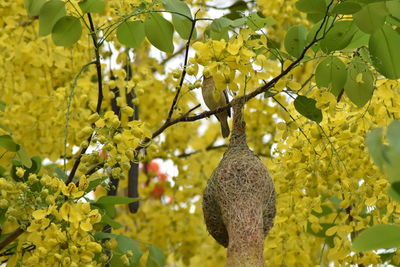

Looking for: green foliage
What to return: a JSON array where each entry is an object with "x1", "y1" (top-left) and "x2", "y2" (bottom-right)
[
  {"x1": 369, "y1": 25, "x2": 400, "y2": 79},
  {"x1": 51, "y1": 16, "x2": 82, "y2": 47},
  {"x1": 162, "y1": 0, "x2": 196, "y2": 40},
  {"x1": 320, "y1": 21, "x2": 358, "y2": 52},
  {"x1": 284, "y1": 25, "x2": 307, "y2": 58},
  {"x1": 365, "y1": 128, "x2": 386, "y2": 169},
  {"x1": 0, "y1": 135, "x2": 20, "y2": 152},
  {"x1": 144, "y1": 13, "x2": 174, "y2": 53},
  {"x1": 315, "y1": 56, "x2": 347, "y2": 97},
  {"x1": 116, "y1": 21, "x2": 145, "y2": 48},
  {"x1": 294, "y1": 95, "x2": 323, "y2": 123},
  {"x1": 38, "y1": 0, "x2": 66, "y2": 36},
  {"x1": 353, "y1": 2, "x2": 388, "y2": 34},
  {"x1": 24, "y1": 0, "x2": 46, "y2": 16},
  {"x1": 355, "y1": 120, "x2": 400, "y2": 253},
  {"x1": 94, "y1": 232, "x2": 143, "y2": 266},
  {"x1": 205, "y1": 17, "x2": 231, "y2": 40},
  {"x1": 331, "y1": 1, "x2": 361, "y2": 14},
  {"x1": 16, "y1": 147, "x2": 32, "y2": 168},
  {"x1": 344, "y1": 57, "x2": 374, "y2": 107},
  {"x1": 78, "y1": 0, "x2": 106, "y2": 14},
  {"x1": 295, "y1": 0, "x2": 326, "y2": 14},
  {"x1": 353, "y1": 225, "x2": 400, "y2": 251},
  {"x1": 146, "y1": 245, "x2": 166, "y2": 267},
  {"x1": 387, "y1": 0, "x2": 400, "y2": 20},
  {"x1": 246, "y1": 12, "x2": 276, "y2": 31}
]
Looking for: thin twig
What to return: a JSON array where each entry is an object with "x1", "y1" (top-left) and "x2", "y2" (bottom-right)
[
  {"x1": 66, "y1": 13, "x2": 103, "y2": 184},
  {"x1": 64, "y1": 61, "x2": 95, "y2": 171},
  {"x1": 166, "y1": 18, "x2": 197, "y2": 121},
  {"x1": 133, "y1": 2, "x2": 334, "y2": 154},
  {"x1": 0, "y1": 227, "x2": 24, "y2": 251},
  {"x1": 178, "y1": 144, "x2": 227, "y2": 158}
]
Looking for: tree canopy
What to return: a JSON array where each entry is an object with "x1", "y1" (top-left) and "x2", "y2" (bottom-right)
[{"x1": 1, "y1": 0, "x2": 400, "y2": 266}]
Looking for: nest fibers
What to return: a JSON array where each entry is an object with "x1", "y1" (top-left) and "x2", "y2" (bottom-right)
[{"x1": 202, "y1": 100, "x2": 276, "y2": 266}]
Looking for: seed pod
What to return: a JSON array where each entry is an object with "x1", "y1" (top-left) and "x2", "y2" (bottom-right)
[{"x1": 202, "y1": 100, "x2": 276, "y2": 266}]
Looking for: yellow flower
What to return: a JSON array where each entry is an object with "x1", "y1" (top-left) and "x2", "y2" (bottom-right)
[
  {"x1": 62, "y1": 183, "x2": 84, "y2": 199},
  {"x1": 16, "y1": 167, "x2": 25, "y2": 178},
  {"x1": 60, "y1": 202, "x2": 83, "y2": 224}
]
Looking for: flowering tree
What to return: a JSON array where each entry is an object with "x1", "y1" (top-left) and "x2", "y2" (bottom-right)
[{"x1": 1, "y1": 0, "x2": 400, "y2": 266}]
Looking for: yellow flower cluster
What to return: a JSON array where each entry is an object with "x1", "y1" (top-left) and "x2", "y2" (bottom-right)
[
  {"x1": 0, "y1": 171, "x2": 103, "y2": 266},
  {"x1": 191, "y1": 28, "x2": 271, "y2": 95}
]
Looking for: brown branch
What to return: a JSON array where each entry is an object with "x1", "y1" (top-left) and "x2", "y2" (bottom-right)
[
  {"x1": 85, "y1": 162, "x2": 105, "y2": 176},
  {"x1": 166, "y1": 18, "x2": 197, "y2": 121},
  {"x1": 178, "y1": 144, "x2": 228, "y2": 158},
  {"x1": 66, "y1": 13, "x2": 103, "y2": 184},
  {"x1": 136, "y1": 0, "x2": 332, "y2": 151},
  {"x1": 0, "y1": 227, "x2": 24, "y2": 251}
]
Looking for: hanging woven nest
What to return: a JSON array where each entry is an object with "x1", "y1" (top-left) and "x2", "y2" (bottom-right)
[{"x1": 202, "y1": 99, "x2": 276, "y2": 266}]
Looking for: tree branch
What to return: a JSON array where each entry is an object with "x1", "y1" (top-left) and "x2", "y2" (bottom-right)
[
  {"x1": 0, "y1": 227, "x2": 24, "y2": 251},
  {"x1": 66, "y1": 13, "x2": 104, "y2": 184},
  {"x1": 166, "y1": 18, "x2": 197, "y2": 121},
  {"x1": 133, "y1": 2, "x2": 333, "y2": 155}
]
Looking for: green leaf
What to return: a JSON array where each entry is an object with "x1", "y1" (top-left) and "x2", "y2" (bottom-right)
[
  {"x1": 144, "y1": 13, "x2": 174, "y2": 53},
  {"x1": 78, "y1": 0, "x2": 106, "y2": 14},
  {"x1": 320, "y1": 21, "x2": 357, "y2": 52},
  {"x1": 172, "y1": 15, "x2": 196, "y2": 40},
  {"x1": 366, "y1": 128, "x2": 386, "y2": 168},
  {"x1": 378, "y1": 252, "x2": 396, "y2": 264},
  {"x1": 387, "y1": 120, "x2": 400, "y2": 150},
  {"x1": 0, "y1": 166, "x2": 5, "y2": 176},
  {"x1": 284, "y1": 25, "x2": 307, "y2": 58},
  {"x1": 94, "y1": 233, "x2": 143, "y2": 264},
  {"x1": 246, "y1": 13, "x2": 276, "y2": 31},
  {"x1": 294, "y1": 95, "x2": 323, "y2": 123},
  {"x1": 39, "y1": 0, "x2": 66, "y2": 36},
  {"x1": 162, "y1": 0, "x2": 196, "y2": 40},
  {"x1": 146, "y1": 245, "x2": 165, "y2": 267},
  {"x1": 54, "y1": 166, "x2": 68, "y2": 180},
  {"x1": 205, "y1": 18, "x2": 230, "y2": 41},
  {"x1": 162, "y1": 0, "x2": 192, "y2": 18},
  {"x1": 332, "y1": 1, "x2": 362, "y2": 14},
  {"x1": 307, "y1": 12, "x2": 326, "y2": 23},
  {"x1": 91, "y1": 202, "x2": 116, "y2": 218},
  {"x1": 353, "y1": 2, "x2": 388, "y2": 34},
  {"x1": 51, "y1": 16, "x2": 82, "y2": 47},
  {"x1": 311, "y1": 205, "x2": 333, "y2": 218},
  {"x1": 96, "y1": 196, "x2": 139, "y2": 205},
  {"x1": 315, "y1": 56, "x2": 347, "y2": 97},
  {"x1": 0, "y1": 208, "x2": 6, "y2": 225},
  {"x1": 369, "y1": 25, "x2": 400, "y2": 79},
  {"x1": 24, "y1": 0, "x2": 46, "y2": 16},
  {"x1": 306, "y1": 222, "x2": 335, "y2": 247},
  {"x1": 388, "y1": 184, "x2": 400, "y2": 202},
  {"x1": 387, "y1": 1, "x2": 400, "y2": 20},
  {"x1": 0, "y1": 100, "x2": 6, "y2": 112},
  {"x1": 0, "y1": 135, "x2": 20, "y2": 152},
  {"x1": 86, "y1": 176, "x2": 107, "y2": 193},
  {"x1": 101, "y1": 214, "x2": 122, "y2": 229},
  {"x1": 116, "y1": 21, "x2": 145, "y2": 48},
  {"x1": 353, "y1": 225, "x2": 400, "y2": 251},
  {"x1": 345, "y1": 30, "x2": 369, "y2": 49},
  {"x1": 344, "y1": 58, "x2": 374, "y2": 107},
  {"x1": 229, "y1": 0, "x2": 248, "y2": 12},
  {"x1": 295, "y1": 0, "x2": 326, "y2": 13},
  {"x1": 0, "y1": 124, "x2": 13, "y2": 134},
  {"x1": 17, "y1": 147, "x2": 32, "y2": 168},
  {"x1": 29, "y1": 156, "x2": 42, "y2": 174}
]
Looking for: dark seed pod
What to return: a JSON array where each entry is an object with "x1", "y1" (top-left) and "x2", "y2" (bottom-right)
[{"x1": 202, "y1": 100, "x2": 276, "y2": 266}]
